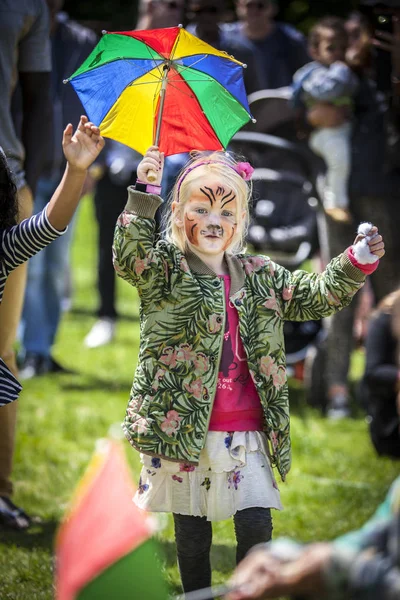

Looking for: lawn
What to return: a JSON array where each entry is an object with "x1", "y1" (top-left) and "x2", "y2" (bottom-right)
[{"x1": 0, "y1": 195, "x2": 398, "y2": 599}]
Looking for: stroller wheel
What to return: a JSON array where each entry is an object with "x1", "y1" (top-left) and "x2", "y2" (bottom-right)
[{"x1": 303, "y1": 340, "x2": 327, "y2": 411}]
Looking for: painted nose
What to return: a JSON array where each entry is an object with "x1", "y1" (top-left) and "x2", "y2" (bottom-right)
[{"x1": 208, "y1": 213, "x2": 221, "y2": 226}]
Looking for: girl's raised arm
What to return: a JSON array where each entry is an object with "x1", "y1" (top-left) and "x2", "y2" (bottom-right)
[{"x1": 46, "y1": 116, "x2": 105, "y2": 230}]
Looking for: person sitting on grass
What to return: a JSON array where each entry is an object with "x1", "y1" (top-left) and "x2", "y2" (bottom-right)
[
  {"x1": 0, "y1": 114, "x2": 104, "y2": 408},
  {"x1": 112, "y1": 144, "x2": 385, "y2": 595}
]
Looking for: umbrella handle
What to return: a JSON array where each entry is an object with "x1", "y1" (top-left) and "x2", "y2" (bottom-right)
[
  {"x1": 147, "y1": 169, "x2": 158, "y2": 183},
  {"x1": 147, "y1": 63, "x2": 170, "y2": 184}
]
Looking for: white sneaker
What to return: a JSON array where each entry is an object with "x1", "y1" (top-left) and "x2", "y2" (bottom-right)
[
  {"x1": 84, "y1": 318, "x2": 116, "y2": 348},
  {"x1": 326, "y1": 393, "x2": 350, "y2": 420}
]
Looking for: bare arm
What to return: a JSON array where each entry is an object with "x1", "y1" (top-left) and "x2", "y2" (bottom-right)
[{"x1": 46, "y1": 116, "x2": 105, "y2": 230}]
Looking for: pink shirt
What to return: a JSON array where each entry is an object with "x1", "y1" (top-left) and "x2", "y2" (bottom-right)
[{"x1": 208, "y1": 275, "x2": 264, "y2": 431}]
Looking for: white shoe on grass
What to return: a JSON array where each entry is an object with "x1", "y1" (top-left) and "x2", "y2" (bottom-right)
[
  {"x1": 84, "y1": 318, "x2": 116, "y2": 348},
  {"x1": 326, "y1": 393, "x2": 350, "y2": 420}
]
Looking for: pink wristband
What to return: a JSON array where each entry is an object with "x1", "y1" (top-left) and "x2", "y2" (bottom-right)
[
  {"x1": 135, "y1": 180, "x2": 162, "y2": 195},
  {"x1": 346, "y1": 247, "x2": 379, "y2": 275}
]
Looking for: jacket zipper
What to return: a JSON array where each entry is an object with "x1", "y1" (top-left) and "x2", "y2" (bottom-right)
[{"x1": 200, "y1": 278, "x2": 226, "y2": 450}]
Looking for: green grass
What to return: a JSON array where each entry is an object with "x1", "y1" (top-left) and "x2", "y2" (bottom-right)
[{"x1": 0, "y1": 196, "x2": 398, "y2": 599}]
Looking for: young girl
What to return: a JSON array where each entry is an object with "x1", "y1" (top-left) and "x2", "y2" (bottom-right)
[
  {"x1": 0, "y1": 115, "x2": 104, "y2": 407},
  {"x1": 113, "y1": 145, "x2": 385, "y2": 593}
]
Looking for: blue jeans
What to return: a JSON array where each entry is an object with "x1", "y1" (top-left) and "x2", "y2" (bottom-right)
[{"x1": 21, "y1": 175, "x2": 75, "y2": 358}]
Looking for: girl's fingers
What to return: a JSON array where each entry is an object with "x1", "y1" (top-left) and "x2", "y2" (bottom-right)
[
  {"x1": 353, "y1": 234, "x2": 364, "y2": 245},
  {"x1": 368, "y1": 235, "x2": 382, "y2": 246},
  {"x1": 146, "y1": 151, "x2": 161, "y2": 163},
  {"x1": 84, "y1": 123, "x2": 95, "y2": 137},
  {"x1": 77, "y1": 115, "x2": 88, "y2": 131},
  {"x1": 142, "y1": 157, "x2": 161, "y2": 171},
  {"x1": 63, "y1": 123, "x2": 73, "y2": 137}
]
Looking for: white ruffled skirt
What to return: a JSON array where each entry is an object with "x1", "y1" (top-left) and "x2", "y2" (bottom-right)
[{"x1": 134, "y1": 431, "x2": 283, "y2": 521}]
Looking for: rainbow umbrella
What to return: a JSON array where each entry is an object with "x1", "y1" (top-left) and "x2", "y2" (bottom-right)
[
  {"x1": 55, "y1": 439, "x2": 168, "y2": 600},
  {"x1": 65, "y1": 26, "x2": 254, "y2": 156}
]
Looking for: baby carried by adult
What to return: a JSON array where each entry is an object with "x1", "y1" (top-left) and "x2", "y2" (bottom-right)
[
  {"x1": 292, "y1": 16, "x2": 359, "y2": 224},
  {"x1": 113, "y1": 145, "x2": 384, "y2": 594}
]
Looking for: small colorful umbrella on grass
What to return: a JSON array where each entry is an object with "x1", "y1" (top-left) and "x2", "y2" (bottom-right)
[
  {"x1": 65, "y1": 26, "x2": 254, "y2": 158},
  {"x1": 55, "y1": 439, "x2": 168, "y2": 600}
]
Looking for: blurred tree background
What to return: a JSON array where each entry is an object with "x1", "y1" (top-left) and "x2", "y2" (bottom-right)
[{"x1": 63, "y1": 0, "x2": 361, "y2": 33}]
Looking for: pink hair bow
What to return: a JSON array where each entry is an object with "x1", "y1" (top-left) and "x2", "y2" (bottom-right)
[{"x1": 235, "y1": 162, "x2": 254, "y2": 181}]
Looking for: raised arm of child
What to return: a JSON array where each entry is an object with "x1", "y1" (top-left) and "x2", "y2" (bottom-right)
[
  {"x1": 46, "y1": 115, "x2": 105, "y2": 230},
  {"x1": 113, "y1": 147, "x2": 168, "y2": 301}
]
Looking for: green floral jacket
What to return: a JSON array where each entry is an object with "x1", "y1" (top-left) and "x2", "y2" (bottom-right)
[{"x1": 113, "y1": 188, "x2": 366, "y2": 481}]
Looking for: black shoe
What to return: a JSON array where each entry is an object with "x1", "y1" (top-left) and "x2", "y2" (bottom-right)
[
  {"x1": 0, "y1": 496, "x2": 31, "y2": 530},
  {"x1": 19, "y1": 353, "x2": 48, "y2": 380}
]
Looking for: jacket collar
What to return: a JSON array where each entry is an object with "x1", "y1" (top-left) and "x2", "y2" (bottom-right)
[{"x1": 185, "y1": 248, "x2": 245, "y2": 297}]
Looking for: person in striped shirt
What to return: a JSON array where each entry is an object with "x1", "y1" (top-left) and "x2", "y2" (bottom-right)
[{"x1": 0, "y1": 115, "x2": 104, "y2": 527}]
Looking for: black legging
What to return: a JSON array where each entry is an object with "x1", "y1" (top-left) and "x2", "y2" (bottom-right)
[{"x1": 173, "y1": 507, "x2": 273, "y2": 593}]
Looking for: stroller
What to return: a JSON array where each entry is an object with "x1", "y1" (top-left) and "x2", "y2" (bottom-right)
[{"x1": 230, "y1": 89, "x2": 326, "y2": 378}]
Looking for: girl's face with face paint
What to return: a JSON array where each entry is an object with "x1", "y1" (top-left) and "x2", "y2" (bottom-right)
[{"x1": 176, "y1": 175, "x2": 240, "y2": 258}]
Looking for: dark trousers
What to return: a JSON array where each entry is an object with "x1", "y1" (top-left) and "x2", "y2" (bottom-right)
[
  {"x1": 94, "y1": 172, "x2": 131, "y2": 319},
  {"x1": 173, "y1": 507, "x2": 272, "y2": 593},
  {"x1": 318, "y1": 195, "x2": 400, "y2": 390}
]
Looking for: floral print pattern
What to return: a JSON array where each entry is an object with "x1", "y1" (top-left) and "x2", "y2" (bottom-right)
[
  {"x1": 201, "y1": 477, "x2": 211, "y2": 491},
  {"x1": 180, "y1": 463, "x2": 196, "y2": 472},
  {"x1": 224, "y1": 433, "x2": 234, "y2": 448},
  {"x1": 160, "y1": 410, "x2": 182, "y2": 436},
  {"x1": 228, "y1": 470, "x2": 243, "y2": 490}
]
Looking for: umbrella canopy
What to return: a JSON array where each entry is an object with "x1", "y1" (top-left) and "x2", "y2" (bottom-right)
[{"x1": 66, "y1": 26, "x2": 254, "y2": 156}]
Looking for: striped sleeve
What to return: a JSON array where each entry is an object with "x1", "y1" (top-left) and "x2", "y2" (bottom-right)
[{"x1": 1, "y1": 206, "x2": 67, "y2": 275}]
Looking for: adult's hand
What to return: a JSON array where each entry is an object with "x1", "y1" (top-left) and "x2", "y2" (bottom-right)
[
  {"x1": 226, "y1": 543, "x2": 333, "y2": 600},
  {"x1": 346, "y1": 30, "x2": 373, "y2": 70},
  {"x1": 226, "y1": 548, "x2": 283, "y2": 600},
  {"x1": 307, "y1": 103, "x2": 347, "y2": 129}
]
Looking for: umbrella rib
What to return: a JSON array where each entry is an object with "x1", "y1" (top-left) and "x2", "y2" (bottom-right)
[
  {"x1": 141, "y1": 45, "x2": 165, "y2": 78},
  {"x1": 128, "y1": 79, "x2": 213, "y2": 85},
  {"x1": 173, "y1": 55, "x2": 208, "y2": 75}
]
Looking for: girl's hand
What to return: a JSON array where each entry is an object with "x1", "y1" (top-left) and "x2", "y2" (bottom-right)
[
  {"x1": 137, "y1": 146, "x2": 164, "y2": 185},
  {"x1": 63, "y1": 115, "x2": 105, "y2": 172},
  {"x1": 353, "y1": 226, "x2": 385, "y2": 259}
]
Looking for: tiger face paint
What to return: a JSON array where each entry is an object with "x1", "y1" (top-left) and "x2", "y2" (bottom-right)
[{"x1": 182, "y1": 180, "x2": 238, "y2": 258}]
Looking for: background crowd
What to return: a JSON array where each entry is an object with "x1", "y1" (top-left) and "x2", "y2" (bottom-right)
[{"x1": 1, "y1": 0, "x2": 400, "y2": 597}]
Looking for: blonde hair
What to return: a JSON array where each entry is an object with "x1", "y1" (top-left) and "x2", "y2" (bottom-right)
[{"x1": 163, "y1": 151, "x2": 253, "y2": 254}]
